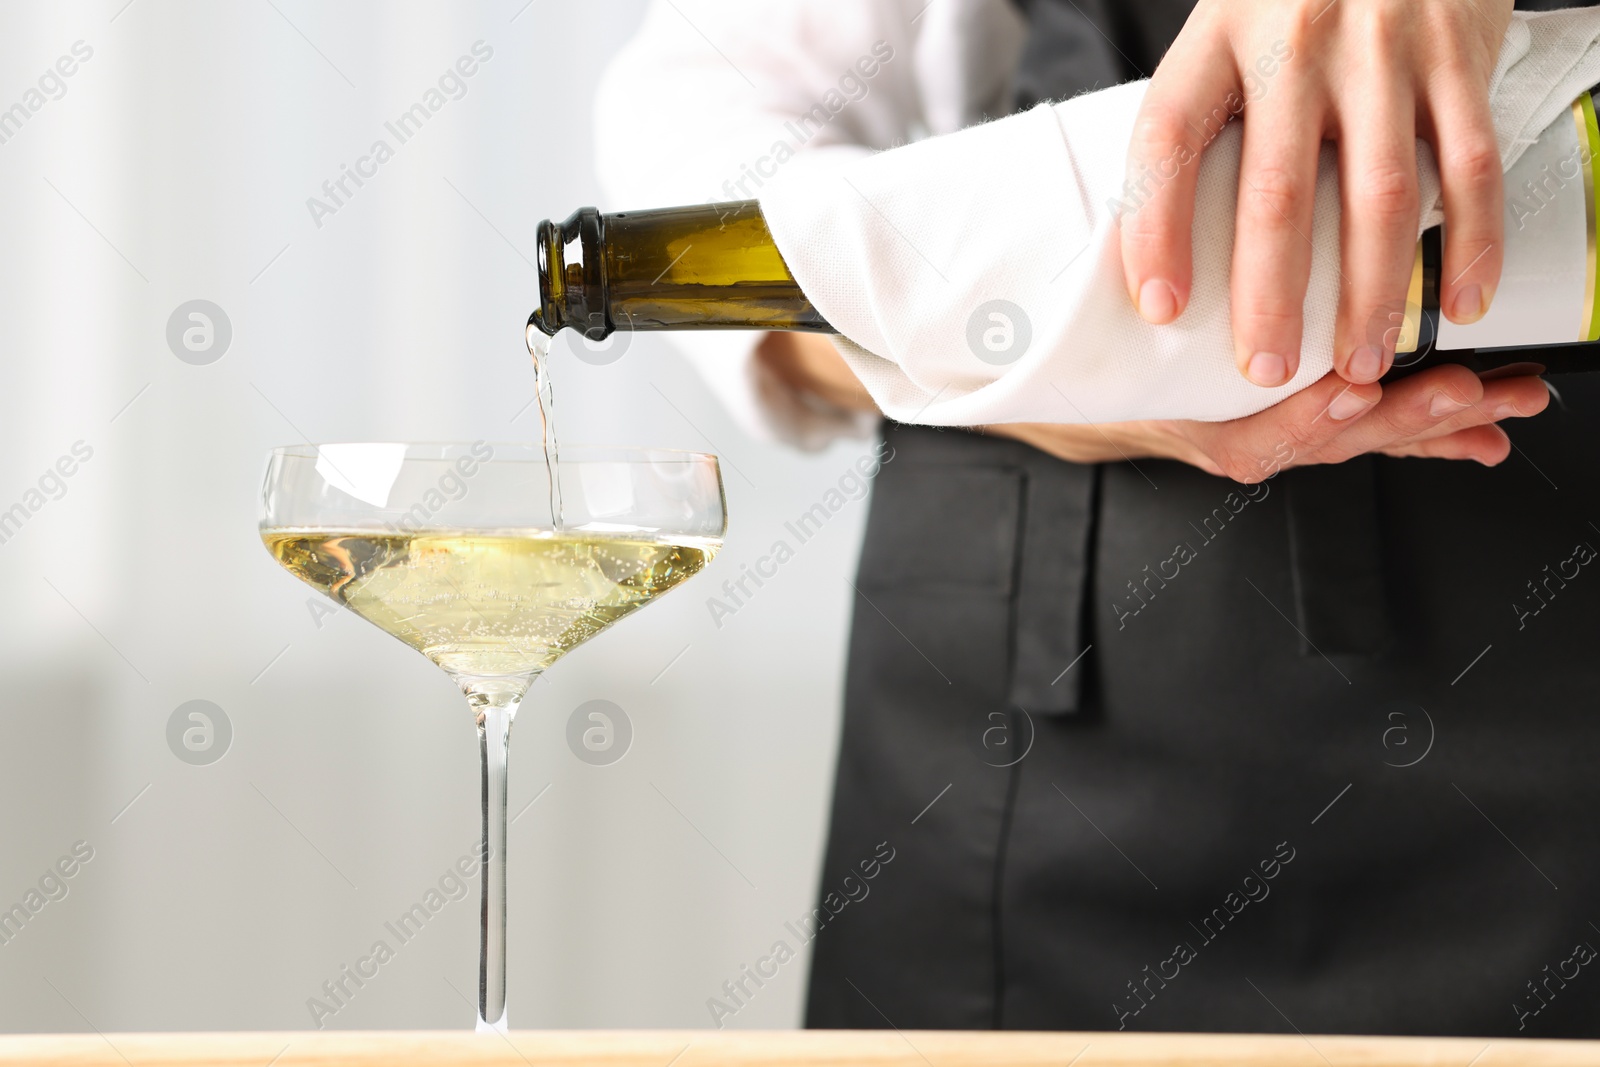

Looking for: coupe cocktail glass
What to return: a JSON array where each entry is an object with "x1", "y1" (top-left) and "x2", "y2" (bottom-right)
[{"x1": 260, "y1": 443, "x2": 725, "y2": 1030}]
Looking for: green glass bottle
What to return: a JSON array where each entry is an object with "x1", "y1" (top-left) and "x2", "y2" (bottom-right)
[{"x1": 527, "y1": 200, "x2": 832, "y2": 341}]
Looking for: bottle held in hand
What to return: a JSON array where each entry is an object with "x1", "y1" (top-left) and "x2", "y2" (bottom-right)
[{"x1": 531, "y1": 87, "x2": 1600, "y2": 380}]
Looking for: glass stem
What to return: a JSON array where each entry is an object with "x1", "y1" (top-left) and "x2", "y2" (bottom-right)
[{"x1": 467, "y1": 682, "x2": 521, "y2": 1033}]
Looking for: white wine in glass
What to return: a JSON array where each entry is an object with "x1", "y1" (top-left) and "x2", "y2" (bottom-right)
[{"x1": 260, "y1": 443, "x2": 725, "y2": 1030}]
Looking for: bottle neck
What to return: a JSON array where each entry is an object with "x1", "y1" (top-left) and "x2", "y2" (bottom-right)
[
  {"x1": 530, "y1": 207, "x2": 606, "y2": 341},
  {"x1": 530, "y1": 201, "x2": 833, "y2": 338}
]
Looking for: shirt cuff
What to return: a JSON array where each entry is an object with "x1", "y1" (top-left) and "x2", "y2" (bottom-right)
[{"x1": 670, "y1": 330, "x2": 880, "y2": 452}]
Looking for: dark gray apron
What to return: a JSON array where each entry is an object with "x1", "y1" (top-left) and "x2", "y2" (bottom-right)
[{"x1": 805, "y1": 0, "x2": 1600, "y2": 1037}]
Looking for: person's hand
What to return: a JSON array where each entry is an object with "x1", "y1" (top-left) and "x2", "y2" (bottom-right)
[
  {"x1": 984, "y1": 365, "x2": 1549, "y2": 481},
  {"x1": 1119, "y1": 0, "x2": 1513, "y2": 387},
  {"x1": 755, "y1": 330, "x2": 879, "y2": 413},
  {"x1": 756, "y1": 333, "x2": 1551, "y2": 482}
]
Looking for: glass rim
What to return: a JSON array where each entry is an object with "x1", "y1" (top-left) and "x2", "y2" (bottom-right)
[{"x1": 265, "y1": 442, "x2": 719, "y2": 463}]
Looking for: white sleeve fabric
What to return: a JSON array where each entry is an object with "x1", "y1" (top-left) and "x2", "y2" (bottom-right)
[
  {"x1": 593, "y1": 0, "x2": 1025, "y2": 449},
  {"x1": 756, "y1": 8, "x2": 1600, "y2": 426}
]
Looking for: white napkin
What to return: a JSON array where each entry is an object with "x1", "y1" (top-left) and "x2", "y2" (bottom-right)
[{"x1": 758, "y1": 8, "x2": 1600, "y2": 426}]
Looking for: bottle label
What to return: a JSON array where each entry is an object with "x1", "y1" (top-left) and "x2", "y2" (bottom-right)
[{"x1": 1423, "y1": 92, "x2": 1600, "y2": 352}]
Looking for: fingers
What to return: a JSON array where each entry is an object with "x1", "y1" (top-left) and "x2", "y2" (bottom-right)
[
  {"x1": 1119, "y1": 28, "x2": 1242, "y2": 326},
  {"x1": 1176, "y1": 365, "x2": 1545, "y2": 481},
  {"x1": 1180, "y1": 372, "x2": 1382, "y2": 482},
  {"x1": 1400, "y1": 373, "x2": 1549, "y2": 441},
  {"x1": 1333, "y1": 68, "x2": 1421, "y2": 384},
  {"x1": 1313, "y1": 363, "x2": 1480, "y2": 458},
  {"x1": 1311, "y1": 365, "x2": 1546, "y2": 463},
  {"x1": 1230, "y1": 79, "x2": 1325, "y2": 386},
  {"x1": 1380, "y1": 424, "x2": 1512, "y2": 465},
  {"x1": 1425, "y1": 65, "x2": 1505, "y2": 324}
]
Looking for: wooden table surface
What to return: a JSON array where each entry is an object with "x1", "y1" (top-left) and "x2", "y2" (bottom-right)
[{"x1": 0, "y1": 1029, "x2": 1592, "y2": 1067}]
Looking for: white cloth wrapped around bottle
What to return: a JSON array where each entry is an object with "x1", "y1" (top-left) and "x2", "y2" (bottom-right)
[{"x1": 756, "y1": 7, "x2": 1600, "y2": 426}]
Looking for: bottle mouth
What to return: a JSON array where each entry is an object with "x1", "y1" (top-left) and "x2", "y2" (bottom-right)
[
  {"x1": 531, "y1": 218, "x2": 561, "y2": 336},
  {"x1": 531, "y1": 210, "x2": 611, "y2": 339}
]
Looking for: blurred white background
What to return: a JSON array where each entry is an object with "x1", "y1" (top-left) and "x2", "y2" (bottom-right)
[{"x1": 0, "y1": 0, "x2": 873, "y2": 1033}]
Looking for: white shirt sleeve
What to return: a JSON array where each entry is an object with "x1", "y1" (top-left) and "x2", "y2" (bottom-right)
[{"x1": 593, "y1": 0, "x2": 1026, "y2": 449}]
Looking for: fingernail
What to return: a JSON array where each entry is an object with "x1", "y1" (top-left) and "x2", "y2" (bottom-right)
[
  {"x1": 1429, "y1": 392, "x2": 1469, "y2": 417},
  {"x1": 1138, "y1": 279, "x2": 1179, "y2": 323},
  {"x1": 1246, "y1": 351, "x2": 1287, "y2": 386},
  {"x1": 1347, "y1": 345, "x2": 1384, "y2": 383},
  {"x1": 1451, "y1": 284, "x2": 1485, "y2": 323},
  {"x1": 1493, "y1": 401, "x2": 1520, "y2": 419},
  {"x1": 1327, "y1": 388, "x2": 1372, "y2": 421}
]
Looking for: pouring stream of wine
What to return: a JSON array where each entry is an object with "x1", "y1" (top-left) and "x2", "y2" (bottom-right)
[{"x1": 525, "y1": 324, "x2": 562, "y2": 527}]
